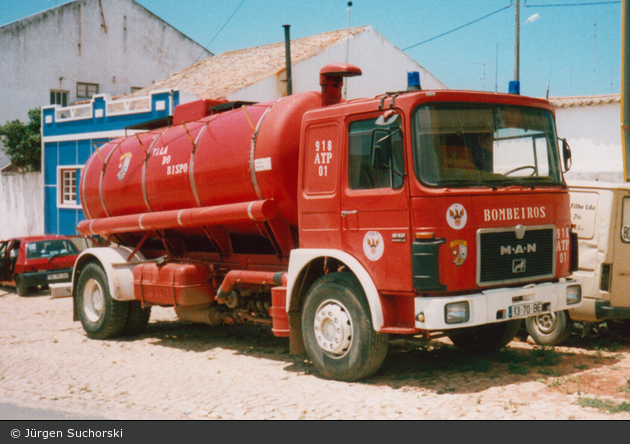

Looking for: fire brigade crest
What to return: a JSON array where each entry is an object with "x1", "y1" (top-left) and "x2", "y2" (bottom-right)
[
  {"x1": 446, "y1": 203, "x2": 467, "y2": 230},
  {"x1": 117, "y1": 152, "x2": 132, "y2": 181},
  {"x1": 450, "y1": 240, "x2": 468, "y2": 266},
  {"x1": 363, "y1": 231, "x2": 384, "y2": 261}
]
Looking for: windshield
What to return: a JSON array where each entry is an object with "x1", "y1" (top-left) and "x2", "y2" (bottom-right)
[
  {"x1": 26, "y1": 239, "x2": 79, "y2": 259},
  {"x1": 412, "y1": 103, "x2": 563, "y2": 188}
]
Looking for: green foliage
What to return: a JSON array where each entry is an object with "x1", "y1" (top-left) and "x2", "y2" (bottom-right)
[
  {"x1": 576, "y1": 397, "x2": 630, "y2": 414},
  {"x1": 0, "y1": 108, "x2": 42, "y2": 172}
]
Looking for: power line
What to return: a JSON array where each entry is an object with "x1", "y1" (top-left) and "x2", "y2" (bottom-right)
[
  {"x1": 174, "y1": 0, "x2": 246, "y2": 88},
  {"x1": 523, "y1": 1, "x2": 620, "y2": 6},
  {"x1": 402, "y1": 3, "x2": 514, "y2": 51}
]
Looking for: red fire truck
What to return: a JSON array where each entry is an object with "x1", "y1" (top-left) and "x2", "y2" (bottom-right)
[{"x1": 69, "y1": 64, "x2": 581, "y2": 381}]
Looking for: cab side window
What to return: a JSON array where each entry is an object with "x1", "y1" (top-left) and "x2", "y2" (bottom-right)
[{"x1": 348, "y1": 117, "x2": 404, "y2": 190}]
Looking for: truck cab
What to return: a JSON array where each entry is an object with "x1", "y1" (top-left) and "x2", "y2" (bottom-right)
[{"x1": 293, "y1": 89, "x2": 581, "y2": 341}]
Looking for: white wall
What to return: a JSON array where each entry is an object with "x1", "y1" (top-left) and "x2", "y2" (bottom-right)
[
  {"x1": 554, "y1": 100, "x2": 623, "y2": 182},
  {"x1": 0, "y1": 0, "x2": 209, "y2": 126},
  {"x1": 227, "y1": 27, "x2": 447, "y2": 103},
  {"x1": 0, "y1": 173, "x2": 44, "y2": 239}
]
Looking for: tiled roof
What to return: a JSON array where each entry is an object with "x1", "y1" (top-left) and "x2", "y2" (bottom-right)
[
  {"x1": 129, "y1": 26, "x2": 373, "y2": 100},
  {"x1": 548, "y1": 94, "x2": 620, "y2": 108}
]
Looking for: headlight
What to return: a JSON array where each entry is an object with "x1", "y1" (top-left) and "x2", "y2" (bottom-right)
[
  {"x1": 445, "y1": 301, "x2": 470, "y2": 324},
  {"x1": 566, "y1": 285, "x2": 581, "y2": 305}
]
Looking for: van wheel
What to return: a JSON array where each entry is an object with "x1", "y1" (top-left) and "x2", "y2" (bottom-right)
[
  {"x1": 301, "y1": 272, "x2": 389, "y2": 381},
  {"x1": 447, "y1": 320, "x2": 522, "y2": 353},
  {"x1": 607, "y1": 320, "x2": 630, "y2": 339},
  {"x1": 525, "y1": 311, "x2": 573, "y2": 345},
  {"x1": 76, "y1": 262, "x2": 128, "y2": 339}
]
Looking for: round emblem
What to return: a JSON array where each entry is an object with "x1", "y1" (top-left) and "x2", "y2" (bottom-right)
[
  {"x1": 363, "y1": 231, "x2": 384, "y2": 261},
  {"x1": 446, "y1": 203, "x2": 467, "y2": 230}
]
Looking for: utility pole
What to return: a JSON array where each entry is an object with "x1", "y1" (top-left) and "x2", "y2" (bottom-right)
[
  {"x1": 623, "y1": 0, "x2": 630, "y2": 181},
  {"x1": 514, "y1": 0, "x2": 520, "y2": 83}
]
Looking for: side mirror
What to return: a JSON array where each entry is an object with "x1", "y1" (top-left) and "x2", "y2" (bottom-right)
[
  {"x1": 560, "y1": 138, "x2": 572, "y2": 172},
  {"x1": 375, "y1": 110, "x2": 400, "y2": 126}
]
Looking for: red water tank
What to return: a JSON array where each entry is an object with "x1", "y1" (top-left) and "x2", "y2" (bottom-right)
[{"x1": 79, "y1": 91, "x2": 323, "y2": 230}]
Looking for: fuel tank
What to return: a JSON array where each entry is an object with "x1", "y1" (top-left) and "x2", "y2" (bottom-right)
[{"x1": 79, "y1": 91, "x2": 323, "y2": 231}]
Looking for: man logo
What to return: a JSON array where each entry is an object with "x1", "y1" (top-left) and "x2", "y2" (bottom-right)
[{"x1": 513, "y1": 259, "x2": 526, "y2": 273}]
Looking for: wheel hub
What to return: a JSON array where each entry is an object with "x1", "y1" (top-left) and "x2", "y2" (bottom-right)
[
  {"x1": 535, "y1": 312, "x2": 557, "y2": 334},
  {"x1": 314, "y1": 301, "x2": 353, "y2": 357},
  {"x1": 83, "y1": 278, "x2": 105, "y2": 323}
]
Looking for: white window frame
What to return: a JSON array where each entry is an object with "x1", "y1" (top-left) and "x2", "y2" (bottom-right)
[{"x1": 57, "y1": 165, "x2": 83, "y2": 209}]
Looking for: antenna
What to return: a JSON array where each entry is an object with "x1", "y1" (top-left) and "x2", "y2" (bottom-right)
[
  {"x1": 346, "y1": 1, "x2": 353, "y2": 64},
  {"x1": 593, "y1": 12, "x2": 597, "y2": 95},
  {"x1": 495, "y1": 44, "x2": 499, "y2": 92},
  {"x1": 344, "y1": 2, "x2": 353, "y2": 98}
]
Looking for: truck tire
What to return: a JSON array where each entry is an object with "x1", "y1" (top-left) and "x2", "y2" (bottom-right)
[
  {"x1": 122, "y1": 301, "x2": 152, "y2": 336},
  {"x1": 76, "y1": 262, "x2": 128, "y2": 339},
  {"x1": 301, "y1": 272, "x2": 389, "y2": 381},
  {"x1": 525, "y1": 311, "x2": 573, "y2": 346},
  {"x1": 15, "y1": 275, "x2": 30, "y2": 297},
  {"x1": 447, "y1": 319, "x2": 521, "y2": 353}
]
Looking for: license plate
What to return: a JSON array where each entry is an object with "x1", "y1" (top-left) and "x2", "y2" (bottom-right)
[
  {"x1": 47, "y1": 273, "x2": 69, "y2": 281},
  {"x1": 508, "y1": 301, "x2": 547, "y2": 319}
]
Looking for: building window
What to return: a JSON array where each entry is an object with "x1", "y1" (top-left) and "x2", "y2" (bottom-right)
[
  {"x1": 131, "y1": 86, "x2": 144, "y2": 93},
  {"x1": 50, "y1": 90, "x2": 69, "y2": 107},
  {"x1": 61, "y1": 169, "x2": 77, "y2": 205},
  {"x1": 76, "y1": 82, "x2": 99, "y2": 99}
]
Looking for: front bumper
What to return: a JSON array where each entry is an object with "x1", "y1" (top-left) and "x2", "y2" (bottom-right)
[
  {"x1": 414, "y1": 278, "x2": 582, "y2": 330},
  {"x1": 20, "y1": 268, "x2": 73, "y2": 287}
]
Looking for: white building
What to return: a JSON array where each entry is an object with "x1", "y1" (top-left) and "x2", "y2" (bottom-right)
[
  {"x1": 551, "y1": 95, "x2": 623, "y2": 183},
  {"x1": 0, "y1": 0, "x2": 211, "y2": 169},
  {"x1": 130, "y1": 25, "x2": 447, "y2": 103}
]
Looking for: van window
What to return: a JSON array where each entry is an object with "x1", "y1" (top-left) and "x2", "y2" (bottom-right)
[{"x1": 622, "y1": 197, "x2": 630, "y2": 243}]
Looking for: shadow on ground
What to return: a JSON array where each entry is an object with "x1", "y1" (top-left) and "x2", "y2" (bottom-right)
[{"x1": 122, "y1": 316, "x2": 627, "y2": 394}]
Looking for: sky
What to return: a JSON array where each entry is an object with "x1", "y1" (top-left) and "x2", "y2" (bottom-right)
[{"x1": 0, "y1": 0, "x2": 623, "y2": 98}]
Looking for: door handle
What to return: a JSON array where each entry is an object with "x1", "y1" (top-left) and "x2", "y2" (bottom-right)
[{"x1": 341, "y1": 210, "x2": 358, "y2": 217}]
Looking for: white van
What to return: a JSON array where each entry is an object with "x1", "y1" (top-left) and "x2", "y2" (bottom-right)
[{"x1": 525, "y1": 180, "x2": 630, "y2": 344}]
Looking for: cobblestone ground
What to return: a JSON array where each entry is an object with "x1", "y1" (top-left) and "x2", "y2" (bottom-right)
[{"x1": 1, "y1": 286, "x2": 630, "y2": 420}]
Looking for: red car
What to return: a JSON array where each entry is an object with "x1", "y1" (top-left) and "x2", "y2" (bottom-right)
[{"x1": 0, "y1": 235, "x2": 96, "y2": 296}]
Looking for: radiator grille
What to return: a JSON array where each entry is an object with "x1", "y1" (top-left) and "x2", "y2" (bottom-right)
[{"x1": 477, "y1": 226, "x2": 555, "y2": 286}]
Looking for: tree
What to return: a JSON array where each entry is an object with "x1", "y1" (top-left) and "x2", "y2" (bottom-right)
[{"x1": 0, "y1": 108, "x2": 42, "y2": 172}]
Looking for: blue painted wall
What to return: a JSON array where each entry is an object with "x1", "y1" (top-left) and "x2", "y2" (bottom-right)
[{"x1": 41, "y1": 91, "x2": 180, "y2": 235}]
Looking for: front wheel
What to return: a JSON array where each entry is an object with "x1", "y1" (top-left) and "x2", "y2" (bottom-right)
[
  {"x1": 301, "y1": 272, "x2": 388, "y2": 381},
  {"x1": 525, "y1": 310, "x2": 573, "y2": 346},
  {"x1": 447, "y1": 319, "x2": 522, "y2": 353},
  {"x1": 76, "y1": 262, "x2": 129, "y2": 339}
]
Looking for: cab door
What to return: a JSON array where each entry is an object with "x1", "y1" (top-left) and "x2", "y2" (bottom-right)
[
  {"x1": 0, "y1": 241, "x2": 7, "y2": 281},
  {"x1": 340, "y1": 112, "x2": 412, "y2": 291},
  {"x1": 612, "y1": 193, "x2": 630, "y2": 308}
]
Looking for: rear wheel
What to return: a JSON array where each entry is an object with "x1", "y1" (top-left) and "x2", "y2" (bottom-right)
[
  {"x1": 76, "y1": 262, "x2": 128, "y2": 339},
  {"x1": 15, "y1": 275, "x2": 30, "y2": 297},
  {"x1": 607, "y1": 319, "x2": 630, "y2": 339},
  {"x1": 122, "y1": 301, "x2": 152, "y2": 336},
  {"x1": 301, "y1": 272, "x2": 388, "y2": 381},
  {"x1": 447, "y1": 319, "x2": 522, "y2": 353},
  {"x1": 525, "y1": 311, "x2": 573, "y2": 346}
]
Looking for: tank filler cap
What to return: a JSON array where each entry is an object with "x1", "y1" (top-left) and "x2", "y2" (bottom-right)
[
  {"x1": 319, "y1": 63, "x2": 362, "y2": 106},
  {"x1": 319, "y1": 63, "x2": 362, "y2": 78}
]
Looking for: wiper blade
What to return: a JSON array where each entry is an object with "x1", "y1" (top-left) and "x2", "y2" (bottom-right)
[
  {"x1": 434, "y1": 180, "x2": 498, "y2": 190},
  {"x1": 490, "y1": 179, "x2": 536, "y2": 190}
]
